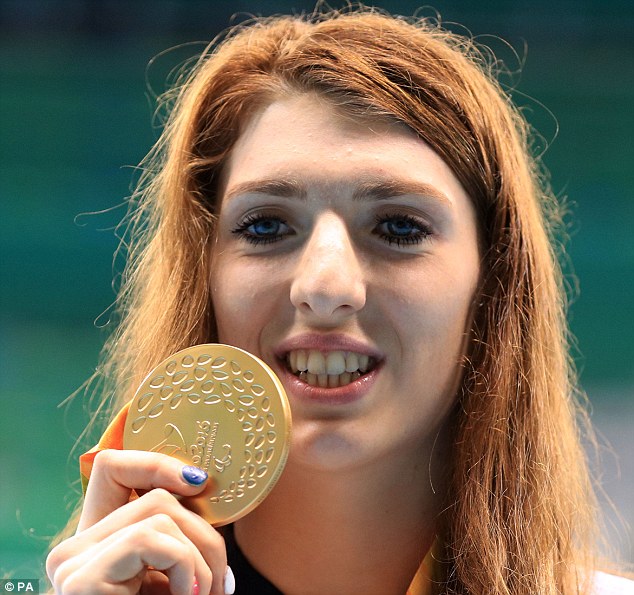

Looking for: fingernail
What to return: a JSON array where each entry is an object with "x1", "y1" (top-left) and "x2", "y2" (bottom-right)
[
  {"x1": 224, "y1": 566, "x2": 236, "y2": 594},
  {"x1": 192, "y1": 577, "x2": 200, "y2": 595},
  {"x1": 182, "y1": 465, "x2": 208, "y2": 486}
]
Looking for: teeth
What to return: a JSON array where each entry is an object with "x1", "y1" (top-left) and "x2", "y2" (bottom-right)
[
  {"x1": 286, "y1": 349, "x2": 375, "y2": 387},
  {"x1": 296, "y1": 350, "x2": 308, "y2": 372},
  {"x1": 326, "y1": 351, "x2": 346, "y2": 375},
  {"x1": 345, "y1": 352, "x2": 359, "y2": 373},
  {"x1": 307, "y1": 350, "x2": 326, "y2": 374}
]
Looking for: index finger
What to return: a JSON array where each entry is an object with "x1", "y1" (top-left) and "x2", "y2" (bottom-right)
[{"x1": 78, "y1": 449, "x2": 208, "y2": 531}]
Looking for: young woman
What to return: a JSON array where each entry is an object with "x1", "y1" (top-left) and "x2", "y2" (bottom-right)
[{"x1": 46, "y1": 8, "x2": 632, "y2": 595}]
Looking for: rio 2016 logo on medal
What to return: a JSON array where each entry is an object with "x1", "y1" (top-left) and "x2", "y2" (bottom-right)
[{"x1": 123, "y1": 344, "x2": 292, "y2": 526}]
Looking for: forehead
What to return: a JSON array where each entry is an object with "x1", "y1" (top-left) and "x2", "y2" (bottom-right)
[
  {"x1": 238, "y1": 94, "x2": 411, "y2": 153},
  {"x1": 220, "y1": 94, "x2": 465, "y2": 200}
]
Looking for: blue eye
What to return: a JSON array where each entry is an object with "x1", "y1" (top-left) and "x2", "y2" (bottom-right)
[
  {"x1": 232, "y1": 214, "x2": 292, "y2": 245},
  {"x1": 373, "y1": 214, "x2": 431, "y2": 246},
  {"x1": 386, "y1": 219, "x2": 415, "y2": 236},
  {"x1": 250, "y1": 218, "x2": 282, "y2": 236}
]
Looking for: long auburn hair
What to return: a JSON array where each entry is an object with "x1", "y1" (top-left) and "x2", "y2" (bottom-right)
[{"x1": 60, "y1": 7, "x2": 600, "y2": 593}]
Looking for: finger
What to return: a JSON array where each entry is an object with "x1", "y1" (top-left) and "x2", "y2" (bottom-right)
[
  {"x1": 58, "y1": 532, "x2": 192, "y2": 595},
  {"x1": 74, "y1": 489, "x2": 223, "y2": 592},
  {"x1": 79, "y1": 449, "x2": 209, "y2": 530},
  {"x1": 54, "y1": 514, "x2": 211, "y2": 595}
]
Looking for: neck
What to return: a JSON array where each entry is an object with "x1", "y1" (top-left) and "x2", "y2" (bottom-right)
[{"x1": 234, "y1": 434, "x2": 448, "y2": 595}]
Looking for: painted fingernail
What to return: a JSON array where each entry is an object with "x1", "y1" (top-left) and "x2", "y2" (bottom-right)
[
  {"x1": 182, "y1": 465, "x2": 208, "y2": 486},
  {"x1": 192, "y1": 577, "x2": 200, "y2": 595},
  {"x1": 224, "y1": 566, "x2": 236, "y2": 594}
]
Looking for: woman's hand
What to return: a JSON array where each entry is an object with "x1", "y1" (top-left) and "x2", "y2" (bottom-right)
[{"x1": 46, "y1": 450, "x2": 234, "y2": 595}]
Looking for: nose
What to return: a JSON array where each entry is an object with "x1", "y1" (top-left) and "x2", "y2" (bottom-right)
[{"x1": 290, "y1": 212, "x2": 366, "y2": 323}]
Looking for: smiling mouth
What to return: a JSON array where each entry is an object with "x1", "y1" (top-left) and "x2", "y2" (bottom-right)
[{"x1": 285, "y1": 349, "x2": 377, "y2": 388}]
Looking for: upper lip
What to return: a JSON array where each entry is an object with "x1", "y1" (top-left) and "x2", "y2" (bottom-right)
[{"x1": 274, "y1": 333, "x2": 384, "y2": 361}]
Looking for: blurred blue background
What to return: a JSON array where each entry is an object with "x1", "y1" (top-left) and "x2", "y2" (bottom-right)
[{"x1": 1, "y1": 0, "x2": 632, "y2": 578}]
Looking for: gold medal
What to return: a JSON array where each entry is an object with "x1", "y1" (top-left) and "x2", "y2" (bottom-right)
[{"x1": 123, "y1": 344, "x2": 292, "y2": 526}]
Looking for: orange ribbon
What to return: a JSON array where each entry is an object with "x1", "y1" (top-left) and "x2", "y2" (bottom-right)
[{"x1": 79, "y1": 401, "x2": 130, "y2": 493}]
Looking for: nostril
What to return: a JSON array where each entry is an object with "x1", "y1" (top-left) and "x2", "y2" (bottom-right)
[
  {"x1": 305, "y1": 297, "x2": 357, "y2": 318},
  {"x1": 290, "y1": 260, "x2": 366, "y2": 318}
]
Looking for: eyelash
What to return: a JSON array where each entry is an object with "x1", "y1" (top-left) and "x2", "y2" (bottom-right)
[
  {"x1": 231, "y1": 213, "x2": 292, "y2": 245},
  {"x1": 231, "y1": 212, "x2": 432, "y2": 247},
  {"x1": 372, "y1": 213, "x2": 432, "y2": 246}
]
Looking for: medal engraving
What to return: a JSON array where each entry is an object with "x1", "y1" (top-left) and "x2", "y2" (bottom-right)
[{"x1": 124, "y1": 344, "x2": 291, "y2": 525}]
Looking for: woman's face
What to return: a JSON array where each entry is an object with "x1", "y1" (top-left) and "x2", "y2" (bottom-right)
[{"x1": 211, "y1": 94, "x2": 480, "y2": 472}]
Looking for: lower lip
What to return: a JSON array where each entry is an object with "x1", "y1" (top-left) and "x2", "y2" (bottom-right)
[{"x1": 276, "y1": 363, "x2": 381, "y2": 406}]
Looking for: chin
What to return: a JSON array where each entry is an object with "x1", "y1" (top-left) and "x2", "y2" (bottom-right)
[{"x1": 288, "y1": 421, "x2": 377, "y2": 473}]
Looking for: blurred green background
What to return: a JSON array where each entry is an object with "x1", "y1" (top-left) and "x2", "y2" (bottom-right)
[{"x1": 1, "y1": 0, "x2": 632, "y2": 579}]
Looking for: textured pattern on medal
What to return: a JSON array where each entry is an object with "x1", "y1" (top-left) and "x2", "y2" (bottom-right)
[{"x1": 128, "y1": 352, "x2": 279, "y2": 505}]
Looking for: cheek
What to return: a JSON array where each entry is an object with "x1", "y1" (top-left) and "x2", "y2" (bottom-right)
[
  {"x1": 211, "y1": 256, "x2": 287, "y2": 344},
  {"x1": 384, "y1": 256, "x2": 479, "y2": 367},
  {"x1": 388, "y1": 260, "x2": 477, "y2": 324}
]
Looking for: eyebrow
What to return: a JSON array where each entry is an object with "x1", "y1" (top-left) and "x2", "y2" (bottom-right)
[
  {"x1": 223, "y1": 179, "x2": 306, "y2": 203},
  {"x1": 352, "y1": 180, "x2": 452, "y2": 206},
  {"x1": 223, "y1": 177, "x2": 452, "y2": 206}
]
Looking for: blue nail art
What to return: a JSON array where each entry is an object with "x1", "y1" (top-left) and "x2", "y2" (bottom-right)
[{"x1": 182, "y1": 465, "x2": 208, "y2": 486}]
